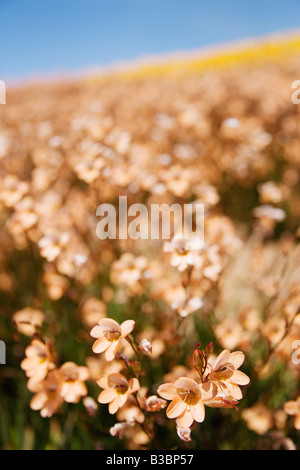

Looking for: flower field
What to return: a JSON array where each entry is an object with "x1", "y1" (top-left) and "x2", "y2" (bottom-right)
[{"x1": 1, "y1": 36, "x2": 300, "y2": 450}]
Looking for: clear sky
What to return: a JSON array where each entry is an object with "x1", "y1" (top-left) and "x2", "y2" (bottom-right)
[{"x1": 1, "y1": 0, "x2": 300, "y2": 81}]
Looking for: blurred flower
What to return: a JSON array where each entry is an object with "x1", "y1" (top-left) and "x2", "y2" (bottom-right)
[
  {"x1": 58, "y1": 362, "x2": 89, "y2": 403},
  {"x1": 43, "y1": 272, "x2": 70, "y2": 301},
  {"x1": 138, "y1": 339, "x2": 152, "y2": 354},
  {"x1": 83, "y1": 396, "x2": 98, "y2": 417},
  {"x1": 163, "y1": 236, "x2": 203, "y2": 272},
  {"x1": 284, "y1": 397, "x2": 300, "y2": 430},
  {"x1": 176, "y1": 423, "x2": 192, "y2": 442},
  {"x1": 242, "y1": 403, "x2": 273, "y2": 435},
  {"x1": 110, "y1": 422, "x2": 132, "y2": 439},
  {"x1": 21, "y1": 339, "x2": 56, "y2": 385},
  {"x1": 13, "y1": 307, "x2": 45, "y2": 336},
  {"x1": 144, "y1": 395, "x2": 167, "y2": 412},
  {"x1": 38, "y1": 232, "x2": 70, "y2": 262},
  {"x1": 29, "y1": 370, "x2": 64, "y2": 418}
]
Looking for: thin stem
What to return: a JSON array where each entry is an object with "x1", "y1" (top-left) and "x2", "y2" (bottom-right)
[{"x1": 255, "y1": 306, "x2": 299, "y2": 375}]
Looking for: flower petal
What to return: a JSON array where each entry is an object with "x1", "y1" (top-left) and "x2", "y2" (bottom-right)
[
  {"x1": 99, "y1": 318, "x2": 121, "y2": 333},
  {"x1": 213, "y1": 350, "x2": 230, "y2": 370},
  {"x1": 157, "y1": 383, "x2": 177, "y2": 400},
  {"x1": 128, "y1": 378, "x2": 140, "y2": 393},
  {"x1": 228, "y1": 351, "x2": 245, "y2": 369},
  {"x1": 96, "y1": 375, "x2": 108, "y2": 389},
  {"x1": 98, "y1": 388, "x2": 117, "y2": 404},
  {"x1": 176, "y1": 410, "x2": 194, "y2": 429},
  {"x1": 231, "y1": 370, "x2": 250, "y2": 385},
  {"x1": 166, "y1": 397, "x2": 187, "y2": 419},
  {"x1": 92, "y1": 337, "x2": 109, "y2": 354},
  {"x1": 109, "y1": 397, "x2": 120, "y2": 414},
  {"x1": 191, "y1": 402, "x2": 205, "y2": 423},
  {"x1": 105, "y1": 340, "x2": 120, "y2": 361},
  {"x1": 120, "y1": 320, "x2": 135, "y2": 337},
  {"x1": 90, "y1": 325, "x2": 103, "y2": 339}
]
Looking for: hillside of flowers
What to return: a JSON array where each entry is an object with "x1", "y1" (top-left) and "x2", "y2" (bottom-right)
[{"x1": 0, "y1": 50, "x2": 300, "y2": 450}]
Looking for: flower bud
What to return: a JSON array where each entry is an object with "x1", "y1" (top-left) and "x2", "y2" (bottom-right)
[
  {"x1": 133, "y1": 361, "x2": 141, "y2": 377},
  {"x1": 193, "y1": 349, "x2": 204, "y2": 373},
  {"x1": 138, "y1": 338, "x2": 152, "y2": 354},
  {"x1": 206, "y1": 342, "x2": 214, "y2": 357}
]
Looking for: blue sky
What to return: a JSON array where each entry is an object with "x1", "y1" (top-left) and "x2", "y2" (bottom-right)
[{"x1": 1, "y1": 0, "x2": 300, "y2": 81}]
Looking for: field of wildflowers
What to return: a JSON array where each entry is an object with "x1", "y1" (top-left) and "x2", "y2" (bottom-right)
[{"x1": 1, "y1": 38, "x2": 300, "y2": 450}]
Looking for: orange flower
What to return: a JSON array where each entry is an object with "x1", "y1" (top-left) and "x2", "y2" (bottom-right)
[
  {"x1": 205, "y1": 350, "x2": 250, "y2": 400},
  {"x1": 29, "y1": 370, "x2": 64, "y2": 418},
  {"x1": 284, "y1": 397, "x2": 300, "y2": 430},
  {"x1": 158, "y1": 377, "x2": 217, "y2": 429},
  {"x1": 58, "y1": 362, "x2": 89, "y2": 403},
  {"x1": 21, "y1": 339, "x2": 56, "y2": 385},
  {"x1": 90, "y1": 318, "x2": 135, "y2": 361},
  {"x1": 97, "y1": 373, "x2": 140, "y2": 414}
]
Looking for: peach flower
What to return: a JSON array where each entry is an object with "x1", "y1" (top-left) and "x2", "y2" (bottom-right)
[
  {"x1": 242, "y1": 403, "x2": 273, "y2": 435},
  {"x1": 97, "y1": 373, "x2": 140, "y2": 414},
  {"x1": 90, "y1": 318, "x2": 135, "y2": 361},
  {"x1": 13, "y1": 307, "x2": 45, "y2": 337},
  {"x1": 58, "y1": 362, "x2": 89, "y2": 403},
  {"x1": 21, "y1": 339, "x2": 56, "y2": 385},
  {"x1": 158, "y1": 377, "x2": 217, "y2": 428},
  {"x1": 284, "y1": 397, "x2": 300, "y2": 430},
  {"x1": 29, "y1": 370, "x2": 64, "y2": 418},
  {"x1": 205, "y1": 350, "x2": 250, "y2": 400}
]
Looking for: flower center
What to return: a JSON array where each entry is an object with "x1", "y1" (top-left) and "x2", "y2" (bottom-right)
[
  {"x1": 214, "y1": 365, "x2": 234, "y2": 381},
  {"x1": 104, "y1": 329, "x2": 121, "y2": 342},
  {"x1": 177, "y1": 388, "x2": 200, "y2": 406},
  {"x1": 113, "y1": 384, "x2": 128, "y2": 395}
]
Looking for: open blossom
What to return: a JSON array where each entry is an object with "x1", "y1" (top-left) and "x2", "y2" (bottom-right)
[
  {"x1": 158, "y1": 377, "x2": 217, "y2": 429},
  {"x1": 97, "y1": 373, "x2": 140, "y2": 414},
  {"x1": 29, "y1": 370, "x2": 64, "y2": 418},
  {"x1": 58, "y1": 362, "x2": 89, "y2": 403},
  {"x1": 163, "y1": 235, "x2": 203, "y2": 272},
  {"x1": 21, "y1": 339, "x2": 56, "y2": 385},
  {"x1": 13, "y1": 307, "x2": 45, "y2": 336},
  {"x1": 90, "y1": 318, "x2": 135, "y2": 361},
  {"x1": 284, "y1": 397, "x2": 300, "y2": 430},
  {"x1": 205, "y1": 350, "x2": 250, "y2": 400}
]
